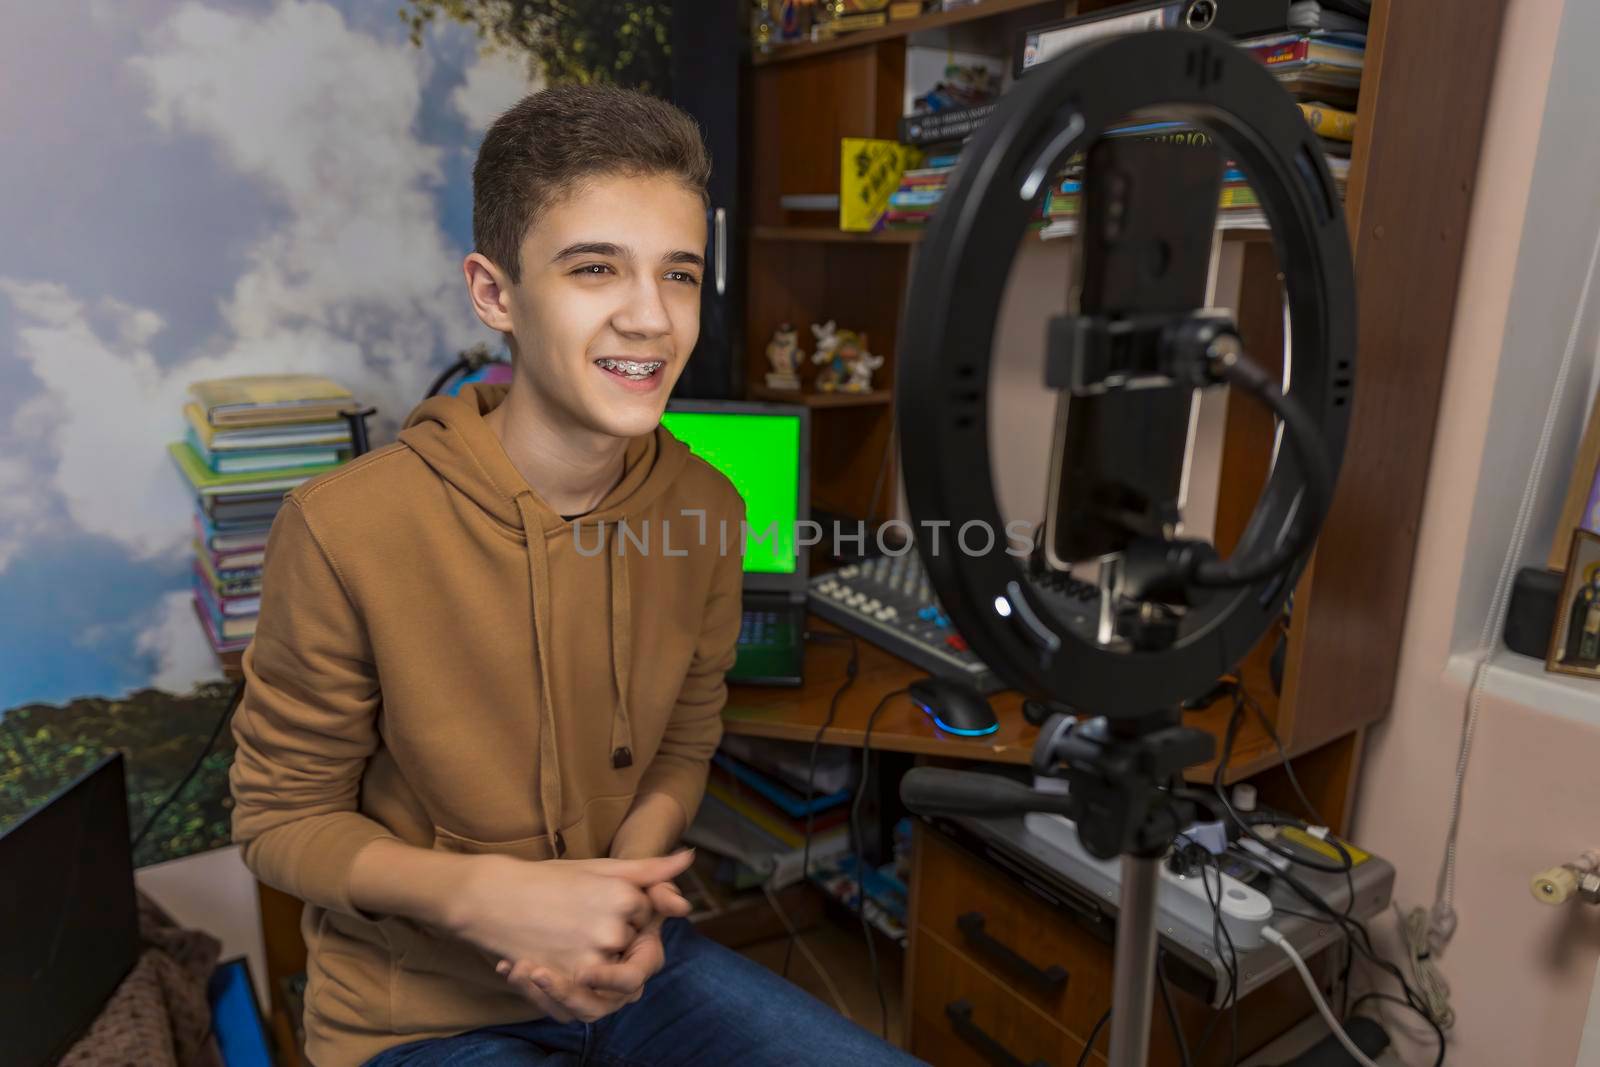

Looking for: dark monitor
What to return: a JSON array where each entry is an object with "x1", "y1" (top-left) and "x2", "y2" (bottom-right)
[{"x1": 0, "y1": 752, "x2": 140, "y2": 1067}]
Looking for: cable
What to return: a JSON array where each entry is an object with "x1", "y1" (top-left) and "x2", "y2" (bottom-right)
[
  {"x1": 1195, "y1": 349, "x2": 1333, "y2": 588},
  {"x1": 850, "y1": 686, "x2": 909, "y2": 1041},
  {"x1": 1193, "y1": 850, "x2": 1239, "y2": 1065},
  {"x1": 1235, "y1": 683, "x2": 1324, "y2": 827},
  {"x1": 1398, "y1": 902, "x2": 1454, "y2": 1031},
  {"x1": 1156, "y1": 949, "x2": 1192, "y2": 1067},
  {"x1": 1213, "y1": 700, "x2": 1352, "y2": 875},
  {"x1": 1230, "y1": 681, "x2": 1360, "y2": 929},
  {"x1": 425, "y1": 354, "x2": 471, "y2": 398},
  {"x1": 760, "y1": 876, "x2": 851, "y2": 1019},
  {"x1": 1350, "y1": 992, "x2": 1446, "y2": 1067},
  {"x1": 1428, "y1": 211, "x2": 1600, "y2": 957},
  {"x1": 716, "y1": 750, "x2": 853, "y2": 1019},
  {"x1": 1225, "y1": 845, "x2": 1440, "y2": 1037},
  {"x1": 1076, "y1": 1008, "x2": 1111, "y2": 1067},
  {"x1": 1261, "y1": 927, "x2": 1382, "y2": 1067},
  {"x1": 865, "y1": 420, "x2": 895, "y2": 530},
  {"x1": 131, "y1": 680, "x2": 244, "y2": 854},
  {"x1": 783, "y1": 631, "x2": 859, "y2": 979}
]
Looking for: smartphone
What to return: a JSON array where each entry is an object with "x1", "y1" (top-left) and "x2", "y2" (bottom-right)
[{"x1": 1043, "y1": 132, "x2": 1225, "y2": 569}]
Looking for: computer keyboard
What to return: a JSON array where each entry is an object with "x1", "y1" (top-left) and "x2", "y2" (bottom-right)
[{"x1": 739, "y1": 609, "x2": 794, "y2": 649}]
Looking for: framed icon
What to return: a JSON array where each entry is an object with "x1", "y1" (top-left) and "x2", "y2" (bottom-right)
[{"x1": 1547, "y1": 528, "x2": 1600, "y2": 679}]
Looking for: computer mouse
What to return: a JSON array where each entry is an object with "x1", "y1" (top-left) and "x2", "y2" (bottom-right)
[{"x1": 909, "y1": 675, "x2": 999, "y2": 737}]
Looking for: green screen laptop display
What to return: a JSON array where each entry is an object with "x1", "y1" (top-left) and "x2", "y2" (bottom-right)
[{"x1": 659, "y1": 410, "x2": 800, "y2": 575}]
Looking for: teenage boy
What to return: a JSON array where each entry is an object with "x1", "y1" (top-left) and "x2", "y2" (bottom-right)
[{"x1": 230, "y1": 85, "x2": 923, "y2": 1067}]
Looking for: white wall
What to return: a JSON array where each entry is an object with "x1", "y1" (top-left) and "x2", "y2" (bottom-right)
[
  {"x1": 1351, "y1": 0, "x2": 1600, "y2": 1062},
  {"x1": 1448, "y1": 0, "x2": 1600, "y2": 652}
]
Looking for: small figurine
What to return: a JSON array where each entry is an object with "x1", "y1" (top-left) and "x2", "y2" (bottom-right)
[
  {"x1": 764, "y1": 323, "x2": 804, "y2": 390},
  {"x1": 809, "y1": 320, "x2": 844, "y2": 391},
  {"x1": 843, "y1": 344, "x2": 884, "y2": 393},
  {"x1": 810, "y1": 321, "x2": 879, "y2": 393}
]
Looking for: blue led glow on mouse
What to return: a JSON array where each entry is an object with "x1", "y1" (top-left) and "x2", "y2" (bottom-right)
[{"x1": 908, "y1": 676, "x2": 999, "y2": 736}]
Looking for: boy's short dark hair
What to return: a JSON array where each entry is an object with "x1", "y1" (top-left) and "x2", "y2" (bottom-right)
[{"x1": 473, "y1": 85, "x2": 711, "y2": 283}]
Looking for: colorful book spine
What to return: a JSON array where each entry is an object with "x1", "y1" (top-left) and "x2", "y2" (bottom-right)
[{"x1": 1298, "y1": 102, "x2": 1357, "y2": 141}]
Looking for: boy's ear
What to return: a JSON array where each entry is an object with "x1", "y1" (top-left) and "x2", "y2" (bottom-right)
[{"x1": 464, "y1": 252, "x2": 515, "y2": 333}]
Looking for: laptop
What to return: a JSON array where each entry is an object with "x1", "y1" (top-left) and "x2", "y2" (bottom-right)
[
  {"x1": 661, "y1": 400, "x2": 810, "y2": 686},
  {"x1": 1, "y1": 751, "x2": 140, "y2": 1067}
]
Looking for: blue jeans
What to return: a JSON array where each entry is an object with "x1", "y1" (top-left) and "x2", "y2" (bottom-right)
[{"x1": 362, "y1": 917, "x2": 926, "y2": 1066}]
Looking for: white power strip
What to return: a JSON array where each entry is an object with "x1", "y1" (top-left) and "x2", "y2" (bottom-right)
[{"x1": 1022, "y1": 811, "x2": 1274, "y2": 949}]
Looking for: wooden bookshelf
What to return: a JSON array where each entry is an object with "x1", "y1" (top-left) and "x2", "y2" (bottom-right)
[
  {"x1": 749, "y1": 385, "x2": 894, "y2": 407},
  {"x1": 752, "y1": 224, "x2": 923, "y2": 244},
  {"x1": 740, "y1": 0, "x2": 1507, "y2": 823},
  {"x1": 752, "y1": 0, "x2": 1059, "y2": 65}
]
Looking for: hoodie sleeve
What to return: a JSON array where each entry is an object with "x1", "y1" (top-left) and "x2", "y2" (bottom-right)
[
  {"x1": 229, "y1": 498, "x2": 396, "y2": 917},
  {"x1": 637, "y1": 492, "x2": 745, "y2": 825}
]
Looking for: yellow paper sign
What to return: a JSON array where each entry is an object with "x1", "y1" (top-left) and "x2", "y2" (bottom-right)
[{"x1": 840, "y1": 138, "x2": 922, "y2": 232}]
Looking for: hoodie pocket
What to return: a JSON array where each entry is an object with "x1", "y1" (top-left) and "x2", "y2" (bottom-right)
[{"x1": 430, "y1": 824, "x2": 558, "y2": 862}]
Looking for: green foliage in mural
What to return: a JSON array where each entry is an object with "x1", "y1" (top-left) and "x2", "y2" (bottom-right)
[
  {"x1": 401, "y1": 0, "x2": 673, "y2": 95},
  {"x1": 1, "y1": 683, "x2": 238, "y2": 867}
]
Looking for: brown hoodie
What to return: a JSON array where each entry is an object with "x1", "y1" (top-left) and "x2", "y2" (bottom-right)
[{"x1": 229, "y1": 383, "x2": 745, "y2": 1067}]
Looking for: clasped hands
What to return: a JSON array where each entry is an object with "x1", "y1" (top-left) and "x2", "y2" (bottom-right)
[{"x1": 459, "y1": 848, "x2": 697, "y2": 1025}]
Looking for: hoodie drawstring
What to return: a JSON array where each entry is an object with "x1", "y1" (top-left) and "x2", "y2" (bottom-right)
[
  {"x1": 515, "y1": 502, "x2": 639, "y2": 858},
  {"x1": 609, "y1": 538, "x2": 635, "y2": 770},
  {"x1": 516, "y1": 494, "x2": 566, "y2": 858}
]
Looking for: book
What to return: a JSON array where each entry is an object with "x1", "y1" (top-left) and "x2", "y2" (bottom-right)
[
  {"x1": 898, "y1": 101, "x2": 997, "y2": 147},
  {"x1": 808, "y1": 854, "x2": 909, "y2": 945},
  {"x1": 834, "y1": 11, "x2": 887, "y2": 31},
  {"x1": 1273, "y1": 73, "x2": 1360, "y2": 108},
  {"x1": 888, "y1": 0, "x2": 922, "y2": 18},
  {"x1": 184, "y1": 403, "x2": 350, "y2": 451},
  {"x1": 193, "y1": 509, "x2": 272, "y2": 554},
  {"x1": 717, "y1": 733, "x2": 856, "y2": 795},
  {"x1": 191, "y1": 562, "x2": 261, "y2": 617},
  {"x1": 191, "y1": 573, "x2": 258, "y2": 641},
  {"x1": 189, "y1": 375, "x2": 353, "y2": 428},
  {"x1": 683, "y1": 792, "x2": 850, "y2": 890},
  {"x1": 191, "y1": 594, "x2": 251, "y2": 654},
  {"x1": 703, "y1": 777, "x2": 847, "y2": 850},
  {"x1": 1242, "y1": 31, "x2": 1366, "y2": 71},
  {"x1": 1288, "y1": 0, "x2": 1367, "y2": 33},
  {"x1": 184, "y1": 428, "x2": 342, "y2": 474},
  {"x1": 710, "y1": 752, "x2": 852, "y2": 817},
  {"x1": 169, "y1": 441, "x2": 339, "y2": 497},
  {"x1": 194, "y1": 542, "x2": 263, "y2": 597},
  {"x1": 205, "y1": 494, "x2": 285, "y2": 526},
  {"x1": 1298, "y1": 101, "x2": 1357, "y2": 141}
]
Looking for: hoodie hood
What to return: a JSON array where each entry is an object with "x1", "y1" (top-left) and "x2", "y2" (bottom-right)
[
  {"x1": 396, "y1": 382, "x2": 693, "y2": 856},
  {"x1": 397, "y1": 382, "x2": 690, "y2": 532}
]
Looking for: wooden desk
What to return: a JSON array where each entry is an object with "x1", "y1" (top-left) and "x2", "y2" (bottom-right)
[
  {"x1": 723, "y1": 615, "x2": 1038, "y2": 764},
  {"x1": 733, "y1": 616, "x2": 1326, "y2": 1065}
]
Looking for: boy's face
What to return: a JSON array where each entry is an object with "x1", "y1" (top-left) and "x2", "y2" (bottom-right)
[{"x1": 466, "y1": 172, "x2": 706, "y2": 440}]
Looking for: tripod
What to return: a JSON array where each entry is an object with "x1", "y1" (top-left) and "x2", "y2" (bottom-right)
[{"x1": 905, "y1": 629, "x2": 1222, "y2": 1065}]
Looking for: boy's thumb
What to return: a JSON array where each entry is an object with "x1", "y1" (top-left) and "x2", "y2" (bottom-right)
[{"x1": 609, "y1": 848, "x2": 695, "y2": 885}]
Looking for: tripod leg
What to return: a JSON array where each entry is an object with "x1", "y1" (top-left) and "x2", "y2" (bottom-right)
[{"x1": 1108, "y1": 855, "x2": 1162, "y2": 1066}]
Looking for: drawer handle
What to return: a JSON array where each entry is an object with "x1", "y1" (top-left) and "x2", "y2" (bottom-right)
[
  {"x1": 958, "y1": 911, "x2": 1070, "y2": 994},
  {"x1": 945, "y1": 999, "x2": 1052, "y2": 1067}
]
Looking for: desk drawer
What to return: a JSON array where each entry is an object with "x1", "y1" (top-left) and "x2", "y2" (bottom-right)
[
  {"x1": 911, "y1": 927, "x2": 1093, "y2": 1067},
  {"x1": 915, "y1": 825, "x2": 1113, "y2": 1039}
]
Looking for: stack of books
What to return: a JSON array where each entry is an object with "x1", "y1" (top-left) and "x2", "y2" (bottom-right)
[
  {"x1": 1242, "y1": 30, "x2": 1365, "y2": 110},
  {"x1": 683, "y1": 738, "x2": 857, "y2": 890},
  {"x1": 806, "y1": 817, "x2": 914, "y2": 947},
  {"x1": 170, "y1": 375, "x2": 356, "y2": 661},
  {"x1": 882, "y1": 154, "x2": 959, "y2": 232}
]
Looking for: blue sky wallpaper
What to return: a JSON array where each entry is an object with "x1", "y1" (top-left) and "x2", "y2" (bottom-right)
[{"x1": 1, "y1": 1, "x2": 539, "y2": 711}]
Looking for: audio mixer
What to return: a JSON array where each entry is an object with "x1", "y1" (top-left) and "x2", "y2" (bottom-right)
[{"x1": 807, "y1": 550, "x2": 1101, "y2": 693}]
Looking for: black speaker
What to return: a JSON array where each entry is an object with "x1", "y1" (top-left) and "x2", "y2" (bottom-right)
[{"x1": 1504, "y1": 566, "x2": 1564, "y2": 659}]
